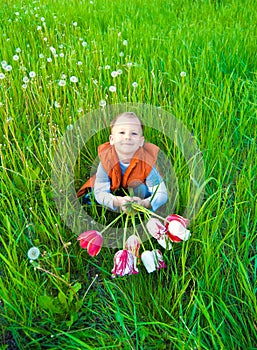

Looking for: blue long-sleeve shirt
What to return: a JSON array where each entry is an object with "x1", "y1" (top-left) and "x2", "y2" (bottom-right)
[{"x1": 94, "y1": 161, "x2": 168, "y2": 211}]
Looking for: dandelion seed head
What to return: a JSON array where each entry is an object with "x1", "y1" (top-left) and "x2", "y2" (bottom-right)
[
  {"x1": 180, "y1": 71, "x2": 186, "y2": 77},
  {"x1": 40, "y1": 17, "x2": 45, "y2": 22},
  {"x1": 54, "y1": 101, "x2": 61, "y2": 108},
  {"x1": 111, "y1": 71, "x2": 118, "y2": 78},
  {"x1": 5, "y1": 65, "x2": 12, "y2": 72},
  {"x1": 73, "y1": 22, "x2": 78, "y2": 26},
  {"x1": 123, "y1": 40, "x2": 128, "y2": 46},
  {"x1": 0, "y1": 73, "x2": 5, "y2": 79},
  {"x1": 39, "y1": 53, "x2": 44, "y2": 59},
  {"x1": 47, "y1": 57, "x2": 52, "y2": 62},
  {"x1": 82, "y1": 41, "x2": 87, "y2": 47},
  {"x1": 16, "y1": 47, "x2": 21, "y2": 53},
  {"x1": 105, "y1": 65, "x2": 111, "y2": 70},
  {"x1": 59, "y1": 53, "x2": 64, "y2": 58},
  {"x1": 119, "y1": 51, "x2": 124, "y2": 57},
  {"x1": 99, "y1": 99, "x2": 106, "y2": 107},
  {"x1": 27, "y1": 247, "x2": 40, "y2": 260},
  {"x1": 50, "y1": 46, "x2": 56, "y2": 54},
  {"x1": 109, "y1": 85, "x2": 116, "y2": 92},
  {"x1": 37, "y1": 26, "x2": 42, "y2": 30},
  {"x1": 117, "y1": 69, "x2": 122, "y2": 75},
  {"x1": 23, "y1": 76, "x2": 29, "y2": 83},
  {"x1": 29, "y1": 71, "x2": 36, "y2": 78},
  {"x1": 13, "y1": 55, "x2": 19, "y2": 61},
  {"x1": 77, "y1": 61, "x2": 82, "y2": 66},
  {"x1": 66, "y1": 124, "x2": 74, "y2": 131},
  {"x1": 58, "y1": 79, "x2": 66, "y2": 86},
  {"x1": 70, "y1": 76, "x2": 78, "y2": 83},
  {"x1": 132, "y1": 82, "x2": 138, "y2": 88}
]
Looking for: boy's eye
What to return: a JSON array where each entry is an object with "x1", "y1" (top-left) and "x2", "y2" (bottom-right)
[
  {"x1": 119, "y1": 131, "x2": 125, "y2": 134},
  {"x1": 132, "y1": 132, "x2": 138, "y2": 136}
]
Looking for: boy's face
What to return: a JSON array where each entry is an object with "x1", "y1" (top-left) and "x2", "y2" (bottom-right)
[{"x1": 110, "y1": 116, "x2": 144, "y2": 162}]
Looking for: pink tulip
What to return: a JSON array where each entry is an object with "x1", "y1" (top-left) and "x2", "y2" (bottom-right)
[
  {"x1": 125, "y1": 234, "x2": 141, "y2": 257},
  {"x1": 165, "y1": 214, "x2": 190, "y2": 242},
  {"x1": 111, "y1": 250, "x2": 139, "y2": 277},
  {"x1": 141, "y1": 249, "x2": 166, "y2": 273},
  {"x1": 77, "y1": 230, "x2": 103, "y2": 257}
]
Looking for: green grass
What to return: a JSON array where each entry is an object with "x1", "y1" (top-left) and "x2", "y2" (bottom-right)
[{"x1": 1, "y1": 0, "x2": 257, "y2": 349}]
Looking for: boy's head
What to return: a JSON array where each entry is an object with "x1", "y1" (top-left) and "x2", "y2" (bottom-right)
[{"x1": 109, "y1": 112, "x2": 144, "y2": 162}]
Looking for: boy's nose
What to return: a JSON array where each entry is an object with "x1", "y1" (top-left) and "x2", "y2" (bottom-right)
[{"x1": 124, "y1": 133, "x2": 131, "y2": 139}]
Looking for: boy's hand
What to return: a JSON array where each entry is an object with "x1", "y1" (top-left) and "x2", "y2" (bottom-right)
[
  {"x1": 113, "y1": 196, "x2": 133, "y2": 211},
  {"x1": 132, "y1": 196, "x2": 151, "y2": 209}
]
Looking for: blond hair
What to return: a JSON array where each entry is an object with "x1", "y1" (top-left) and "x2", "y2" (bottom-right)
[{"x1": 110, "y1": 112, "x2": 144, "y2": 132}]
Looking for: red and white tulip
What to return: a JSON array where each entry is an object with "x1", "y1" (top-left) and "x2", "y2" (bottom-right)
[
  {"x1": 111, "y1": 249, "x2": 139, "y2": 277},
  {"x1": 125, "y1": 234, "x2": 141, "y2": 257},
  {"x1": 165, "y1": 214, "x2": 190, "y2": 242}
]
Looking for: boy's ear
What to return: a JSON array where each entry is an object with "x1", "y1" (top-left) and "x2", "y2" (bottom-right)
[
  {"x1": 109, "y1": 135, "x2": 114, "y2": 145},
  {"x1": 140, "y1": 136, "x2": 145, "y2": 147}
]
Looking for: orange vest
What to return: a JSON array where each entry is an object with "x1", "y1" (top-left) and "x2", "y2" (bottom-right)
[{"x1": 76, "y1": 142, "x2": 159, "y2": 198}]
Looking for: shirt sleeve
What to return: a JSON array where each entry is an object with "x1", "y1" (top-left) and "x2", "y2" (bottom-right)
[
  {"x1": 146, "y1": 167, "x2": 168, "y2": 211},
  {"x1": 93, "y1": 162, "x2": 117, "y2": 211}
]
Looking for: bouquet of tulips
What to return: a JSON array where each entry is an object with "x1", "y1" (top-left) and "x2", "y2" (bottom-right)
[{"x1": 77, "y1": 203, "x2": 191, "y2": 278}]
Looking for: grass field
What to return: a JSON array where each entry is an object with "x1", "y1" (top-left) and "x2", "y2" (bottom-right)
[{"x1": 0, "y1": 0, "x2": 257, "y2": 349}]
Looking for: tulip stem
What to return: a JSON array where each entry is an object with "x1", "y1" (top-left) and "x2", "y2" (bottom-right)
[
  {"x1": 131, "y1": 203, "x2": 170, "y2": 224},
  {"x1": 132, "y1": 214, "x2": 146, "y2": 251},
  {"x1": 137, "y1": 213, "x2": 155, "y2": 252},
  {"x1": 123, "y1": 212, "x2": 129, "y2": 249},
  {"x1": 100, "y1": 211, "x2": 126, "y2": 234}
]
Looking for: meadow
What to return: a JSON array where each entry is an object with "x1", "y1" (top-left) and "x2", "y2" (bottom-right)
[{"x1": 0, "y1": 0, "x2": 257, "y2": 349}]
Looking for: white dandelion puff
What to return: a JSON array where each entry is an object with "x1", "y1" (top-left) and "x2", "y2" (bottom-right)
[
  {"x1": 99, "y1": 99, "x2": 106, "y2": 107},
  {"x1": 54, "y1": 101, "x2": 61, "y2": 108},
  {"x1": 111, "y1": 71, "x2": 118, "y2": 78},
  {"x1": 109, "y1": 85, "x2": 116, "y2": 92},
  {"x1": 23, "y1": 76, "x2": 29, "y2": 83},
  {"x1": 66, "y1": 124, "x2": 74, "y2": 131},
  {"x1": 0, "y1": 73, "x2": 5, "y2": 79},
  {"x1": 27, "y1": 247, "x2": 40, "y2": 260},
  {"x1": 50, "y1": 46, "x2": 56, "y2": 54},
  {"x1": 29, "y1": 71, "x2": 36, "y2": 78},
  {"x1": 58, "y1": 79, "x2": 66, "y2": 87},
  {"x1": 13, "y1": 55, "x2": 19, "y2": 61},
  {"x1": 180, "y1": 71, "x2": 186, "y2": 77},
  {"x1": 70, "y1": 76, "x2": 78, "y2": 83},
  {"x1": 123, "y1": 40, "x2": 128, "y2": 46},
  {"x1": 132, "y1": 82, "x2": 138, "y2": 88},
  {"x1": 4, "y1": 65, "x2": 12, "y2": 72}
]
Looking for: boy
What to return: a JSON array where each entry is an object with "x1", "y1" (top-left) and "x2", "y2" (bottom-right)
[{"x1": 77, "y1": 112, "x2": 168, "y2": 211}]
